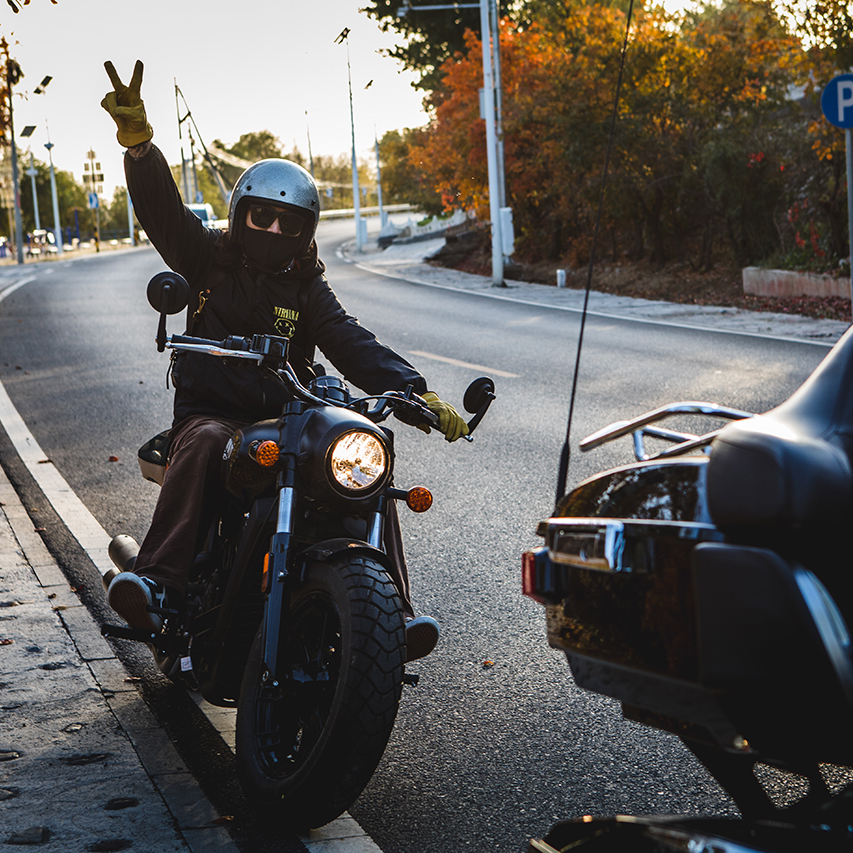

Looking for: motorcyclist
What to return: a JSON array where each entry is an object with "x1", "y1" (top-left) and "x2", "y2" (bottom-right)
[{"x1": 100, "y1": 60, "x2": 468, "y2": 662}]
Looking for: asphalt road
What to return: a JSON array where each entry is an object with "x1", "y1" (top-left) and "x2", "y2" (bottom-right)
[{"x1": 0, "y1": 221, "x2": 829, "y2": 853}]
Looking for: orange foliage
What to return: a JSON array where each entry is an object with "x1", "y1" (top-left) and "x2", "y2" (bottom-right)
[{"x1": 410, "y1": 1, "x2": 811, "y2": 266}]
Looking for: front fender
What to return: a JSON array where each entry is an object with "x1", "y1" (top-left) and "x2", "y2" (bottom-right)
[{"x1": 298, "y1": 538, "x2": 393, "y2": 577}]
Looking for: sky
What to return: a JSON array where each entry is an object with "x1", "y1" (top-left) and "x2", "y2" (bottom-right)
[{"x1": 2, "y1": 0, "x2": 430, "y2": 198}]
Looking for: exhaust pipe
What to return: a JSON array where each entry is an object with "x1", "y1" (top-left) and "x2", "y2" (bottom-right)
[{"x1": 103, "y1": 534, "x2": 140, "y2": 592}]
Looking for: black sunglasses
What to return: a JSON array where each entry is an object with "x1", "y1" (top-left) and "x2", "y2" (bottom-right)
[{"x1": 248, "y1": 204, "x2": 306, "y2": 237}]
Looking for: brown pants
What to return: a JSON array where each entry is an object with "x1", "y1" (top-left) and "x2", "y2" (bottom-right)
[{"x1": 135, "y1": 415, "x2": 414, "y2": 616}]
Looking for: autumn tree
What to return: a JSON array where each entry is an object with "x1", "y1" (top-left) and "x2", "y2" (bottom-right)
[
  {"x1": 410, "y1": 0, "x2": 815, "y2": 271},
  {"x1": 379, "y1": 127, "x2": 443, "y2": 214}
]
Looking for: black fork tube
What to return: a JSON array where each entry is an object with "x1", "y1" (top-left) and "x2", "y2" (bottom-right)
[
  {"x1": 366, "y1": 494, "x2": 388, "y2": 550},
  {"x1": 261, "y1": 465, "x2": 296, "y2": 687}
]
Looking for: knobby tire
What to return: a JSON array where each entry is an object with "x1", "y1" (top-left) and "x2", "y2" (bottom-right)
[{"x1": 235, "y1": 554, "x2": 406, "y2": 829}]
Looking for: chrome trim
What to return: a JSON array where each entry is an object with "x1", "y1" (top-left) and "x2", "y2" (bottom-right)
[
  {"x1": 276, "y1": 486, "x2": 295, "y2": 535},
  {"x1": 580, "y1": 401, "x2": 753, "y2": 460},
  {"x1": 549, "y1": 520, "x2": 626, "y2": 571},
  {"x1": 545, "y1": 518, "x2": 719, "y2": 573},
  {"x1": 167, "y1": 340, "x2": 265, "y2": 362},
  {"x1": 794, "y1": 568, "x2": 853, "y2": 706}
]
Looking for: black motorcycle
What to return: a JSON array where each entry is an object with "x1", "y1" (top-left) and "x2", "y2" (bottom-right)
[
  {"x1": 523, "y1": 327, "x2": 853, "y2": 851},
  {"x1": 102, "y1": 271, "x2": 495, "y2": 829}
]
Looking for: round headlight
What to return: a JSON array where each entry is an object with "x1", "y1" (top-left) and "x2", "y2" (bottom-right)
[{"x1": 329, "y1": 431, "x2": 387, "y2": 492}]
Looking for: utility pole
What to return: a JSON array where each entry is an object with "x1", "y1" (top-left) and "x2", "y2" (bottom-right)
[
  {"x1": 397, "y1": 0, "x2": 508, "y2": 284},
  {"x1": 478, "y1": 0, "x2": 503, "y2": 285}
]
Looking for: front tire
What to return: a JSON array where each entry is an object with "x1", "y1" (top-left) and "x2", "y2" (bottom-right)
[{"x1": 235, "y1": 555, "x2": 405, "y2": 828}]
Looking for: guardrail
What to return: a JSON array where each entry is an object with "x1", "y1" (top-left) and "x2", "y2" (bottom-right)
[{"x1": 319, "y1": 204, "x2": 415, "y2": 220}]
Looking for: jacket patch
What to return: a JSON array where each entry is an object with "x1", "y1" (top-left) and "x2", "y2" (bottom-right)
[{"x1": 274, "y1": 306, "x2": 299, "y2": 338}]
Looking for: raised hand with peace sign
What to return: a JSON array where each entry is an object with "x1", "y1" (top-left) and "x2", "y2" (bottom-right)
[{"x1": 101, "y1": 60, "x2": 154, "y2": 148}]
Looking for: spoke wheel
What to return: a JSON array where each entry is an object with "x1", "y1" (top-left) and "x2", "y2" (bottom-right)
[{"x1": 236, "y1": 555, "x2": 405, "y2": 829}]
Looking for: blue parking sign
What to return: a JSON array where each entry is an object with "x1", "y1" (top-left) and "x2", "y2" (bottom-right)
[{"x1": 822, "y1": 74, "x2": 853, "y2": 129}]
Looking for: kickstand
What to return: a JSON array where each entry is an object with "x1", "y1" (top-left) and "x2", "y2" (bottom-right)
[{"x1": 402, "y1": 672, "x2": 420, "y2": 687}]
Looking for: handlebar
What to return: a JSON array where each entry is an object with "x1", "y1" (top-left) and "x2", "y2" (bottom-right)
[{"x1": 163, "y1": 332, "x2": 492, "y2": 438}]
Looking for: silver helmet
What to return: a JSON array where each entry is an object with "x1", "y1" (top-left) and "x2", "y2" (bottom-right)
[{"x1": 227, "y1": 159, "x2": 320, "y2": 256}]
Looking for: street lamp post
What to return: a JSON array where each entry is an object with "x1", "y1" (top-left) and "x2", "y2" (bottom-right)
[
  {"x1": 399, "y1": 0, "x2": 507, "y2": 285},
  {"x1": 335, "y1": 28, "x2": 365, "y2": 252},
  {"x1": 25, "y1": 150, "x2": 41, "y2": 231},
  {"x1": 34, "y1": 75, "x2": 63, "y2": 255},
  {"x1": 5, "y1": 57, "x2": 26, "y2": 265},
  {"x1": 44, "y1": 140, "x2": 64, "y2": 254},
  {"x1": 374, "y1": 129, "x2": 387, "y2": 230}
]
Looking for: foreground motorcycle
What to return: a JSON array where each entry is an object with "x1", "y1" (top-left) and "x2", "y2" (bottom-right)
[
  {"x1": 523, "y1": 326, "x2": 853, "y2": 851},
  {"x1": 102, "y1": 271, "x2": 494, "y2": 829}
]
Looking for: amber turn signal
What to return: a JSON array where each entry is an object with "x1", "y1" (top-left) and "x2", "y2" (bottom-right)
[
  {"x1": 252, "y1": 440, "x2": 280, "y2": 467},
  {"x1": 406, "y1": 486, "x2": 433, "y2": 513},
  {"x1": 261, "y1": 552, "x2": 270, "y2": 594}
]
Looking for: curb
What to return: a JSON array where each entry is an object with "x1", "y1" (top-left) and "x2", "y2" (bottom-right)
[
  {"x1": 342, "y1": 238, "x2": 851, "y2": 345},
  {"x1": 0, "y1": 463, "x2": 239, "y2": 852}
]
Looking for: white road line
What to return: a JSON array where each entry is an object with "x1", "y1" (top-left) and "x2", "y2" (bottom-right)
[
  {"x1": 0, "y1": 379, "x2": 114, "y2": 577},
  {"x1": 0, "y1": 276, "x2": 36, "y2": 303},
  {"x1": 408, "y1": 349, "x2": 519, "y2": 378},
  {"x1": 0, "y1": 273, "x2": 385, "y2": 853}
]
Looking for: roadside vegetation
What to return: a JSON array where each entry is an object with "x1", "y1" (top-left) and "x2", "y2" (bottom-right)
[{"x1": 367, "y1": 0, "x2": 852, "y2": 291}]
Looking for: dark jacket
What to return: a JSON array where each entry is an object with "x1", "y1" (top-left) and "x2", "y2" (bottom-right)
[{"x1": 125, "y1": 144, "x2": 427, "y2": 426}]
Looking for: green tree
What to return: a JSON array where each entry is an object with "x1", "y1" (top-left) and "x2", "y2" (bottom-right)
[
  {"x1": 225, "y1": 130, "x2": 285, "y2": 161},
  {"x1": 362, "y1": 0, "x2": 483, "y2": 91},
  {"x1": 16, "y1": 155, "x2": 88, "y2": 238},
  {"x1": 379, "y1": 127, "x2": 442, "y2": 213}
]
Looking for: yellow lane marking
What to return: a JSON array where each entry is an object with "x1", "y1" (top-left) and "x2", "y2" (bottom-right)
[{"x1": 408, "y1": 350, "x2": 519, "y2": 379}]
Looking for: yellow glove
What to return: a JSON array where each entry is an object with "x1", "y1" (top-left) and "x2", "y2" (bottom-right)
[
  {"x1": 101, "y1": 60, "x2": 153, "y2": 148},
  {"x1": 421, "y1": 392, "x2": 469, "y2": 443}
]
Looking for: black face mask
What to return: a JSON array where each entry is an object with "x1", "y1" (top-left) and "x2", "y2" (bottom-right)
[{"x1": 241, "y1": 228, "x2": 301, "y2": 273}]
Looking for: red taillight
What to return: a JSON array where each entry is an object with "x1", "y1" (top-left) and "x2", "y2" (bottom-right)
[{"x1": 522, "y1": 551, "x2": 544, "y2": 603}]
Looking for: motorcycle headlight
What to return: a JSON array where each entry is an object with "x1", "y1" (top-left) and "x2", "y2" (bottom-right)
[{"x1": 329, "y1": 431, "x2": 388, "y2": 492}]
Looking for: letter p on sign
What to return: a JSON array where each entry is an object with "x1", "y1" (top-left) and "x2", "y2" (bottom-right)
[
  {"x1": 822, "y1": 74, "x2": 853, "y2": 128},
  {"x1": 839, "y1": 81, "x2": 853, "y2": 120}
]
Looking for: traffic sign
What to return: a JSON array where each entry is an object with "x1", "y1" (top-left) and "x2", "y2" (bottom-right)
[{"x1": 821, "y1": 74, "x2": 853, "y2": 129}]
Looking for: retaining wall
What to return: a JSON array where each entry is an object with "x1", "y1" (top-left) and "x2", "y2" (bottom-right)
[{"x1": 742, "y1": 267, "x2": 851, "y2": 299}]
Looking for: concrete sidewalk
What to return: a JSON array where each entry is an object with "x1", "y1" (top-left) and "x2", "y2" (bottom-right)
[{"x1": 0, "y1": 464, "x2": 238, "y2": 852}]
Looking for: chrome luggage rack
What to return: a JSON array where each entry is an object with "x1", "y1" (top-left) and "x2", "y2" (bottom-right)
[{"x1": 579, "y1": 402, "x2": 754, "y2": 462}]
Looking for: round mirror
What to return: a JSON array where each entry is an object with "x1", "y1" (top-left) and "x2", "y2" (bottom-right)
[
  {"x1": 463, "y1": 377, "x2": 495, "y2": 415},
  {"x1": 147, "y1": 271, "x2": 190, "y2": 315}
]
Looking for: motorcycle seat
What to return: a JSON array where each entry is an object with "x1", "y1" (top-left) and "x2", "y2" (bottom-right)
[{"x1": 707, "y1": 326, "x2": 853, "y2": 528}]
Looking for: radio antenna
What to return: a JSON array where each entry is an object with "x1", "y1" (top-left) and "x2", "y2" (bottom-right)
[{"x1": 555, "y1": 0, "x2": 637, "y2": 503}]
